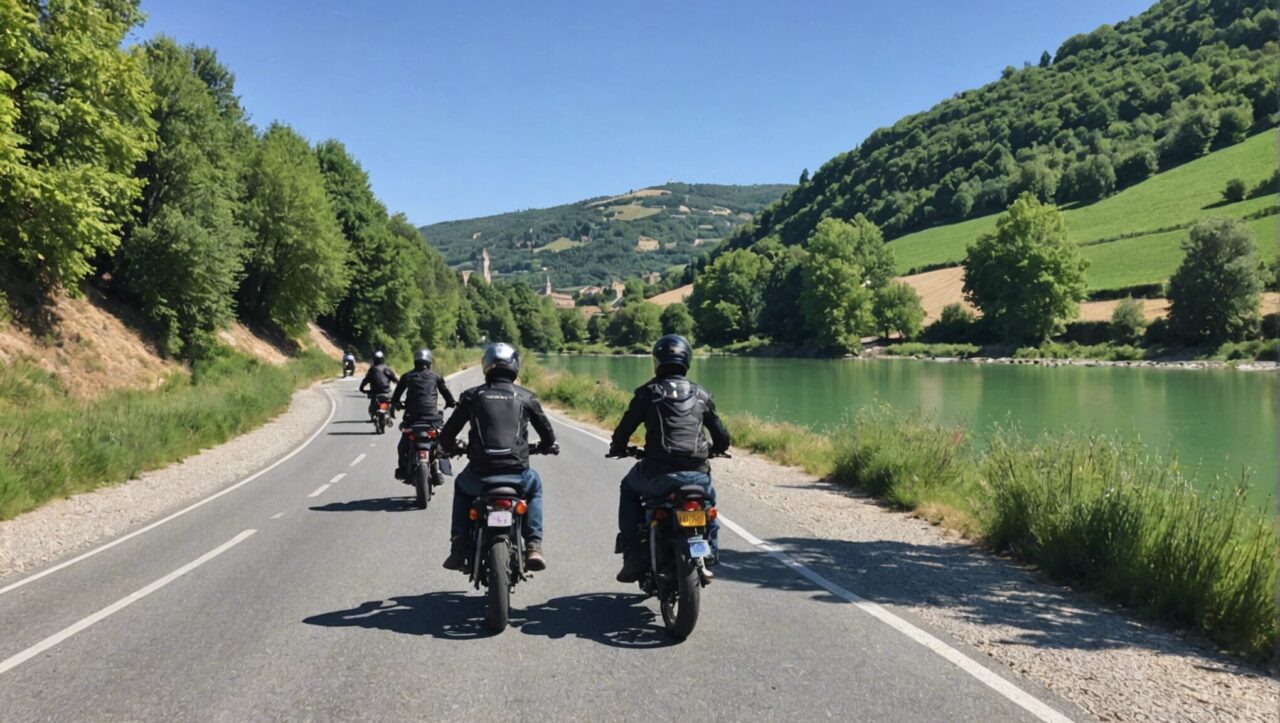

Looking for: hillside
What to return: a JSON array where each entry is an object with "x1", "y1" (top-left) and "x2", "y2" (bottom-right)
[
  {"x1": 420, "y1": 183, "x2": 792, "y2": 286},
  {"x1": 729, "y1": 0, "x2": 1277, "y2": 255}
]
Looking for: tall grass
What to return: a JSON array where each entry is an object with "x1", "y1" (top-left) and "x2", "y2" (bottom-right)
[
  {"x1": 0, "y1": 348, "x2": 332, "y2": 519},
  {"x1": 525, "y1": 365, "x2": 1278, "y2": 659}
]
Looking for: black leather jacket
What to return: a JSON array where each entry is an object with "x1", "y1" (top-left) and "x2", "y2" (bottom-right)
[
  {"x1": 391, "y1": 368, "x2": 455, "y2": 425},
  {"x1": 610, "y1": 374, "x2": 731, "y2": 475},
  {"x1": 359, "y1": 363, "x2": 398, "y2": 396},
  {"x1": 439, "y1": 380, "x2": 556, "y2": 476}
]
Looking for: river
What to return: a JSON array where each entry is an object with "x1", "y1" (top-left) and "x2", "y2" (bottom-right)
[{"x1": 536, "y1": 355, "x2": 1278, "y2": 510}]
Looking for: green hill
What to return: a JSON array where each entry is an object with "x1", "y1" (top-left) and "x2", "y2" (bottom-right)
[
  {"x1": 889, "y1": 130, "x2": 1278, "y2": 288},
  {"x1": 727, "y1": 0, "x2": 1277, "y2": 262},
  {"x1": 420, "y1": 183, "x2": 791, "y2": 286}
]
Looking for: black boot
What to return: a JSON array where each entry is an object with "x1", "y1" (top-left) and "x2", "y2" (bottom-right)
[
  {"x1": 524, "y1": 539, "x2": 547, "y2": 572},
  {"x1": 616, "y1": 546, "x2": 648, "y2": 583},
  {"x1": 442, "y1": 537, "x2": 469, "y2": 571}
]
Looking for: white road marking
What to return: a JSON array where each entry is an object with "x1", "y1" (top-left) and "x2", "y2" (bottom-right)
[
  {"x1": 0, "y1": 390, "x2": 338, "y2": 597},
  {"x1": 550, "y1": 412, "x2": 1074, "y2": 723},
  {"x1": 0, "y1": 530, "x2": 257, "y2": 676},
  {"x1": 349, "y1": 453, "x2": 366, "y2": 467},
  {"x1": 307, "y1": 483, "x2": 331, "y2": 498},
  {"x1": 269, "y1": 512, "x2": 284, "y2": 520},
  {"x1": 329, "y1": 473, "x2": 346, "y2": 484}
]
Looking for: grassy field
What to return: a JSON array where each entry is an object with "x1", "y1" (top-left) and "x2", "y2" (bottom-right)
[
  {"x1": 522, "y1": 362, "x2": 1277, "y2": 659},
  {"x1": 605, "y1": 203, "x2": 663, "y2": 221},
  {"x1": 889, "y1": 131, "x2": 1279, "y2": 275},
  {"x1": 533, "y1": 236, "x2": 584, "y2": 253}
]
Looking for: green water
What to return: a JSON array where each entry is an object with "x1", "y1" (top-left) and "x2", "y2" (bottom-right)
[{"x1": 537, "y1": 355, "x2": 1279, "y2": 509}]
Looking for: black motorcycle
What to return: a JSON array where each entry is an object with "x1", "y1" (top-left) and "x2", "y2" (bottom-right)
[
  {"x1": 399, "y1": 420, "x2": 448, "y2": 510},
  {"x1": 608, "y1": 446, "x2": 724, "y2": 639},
  {"x1": 445, "y1": 443, "x2": 558, "y2": 633},
  {"x1": 368, "y1": 393, "x2": 392, "y2": 434},
  {"x1": 342, "y1": 359, "x2": 355, "y2": 378}
]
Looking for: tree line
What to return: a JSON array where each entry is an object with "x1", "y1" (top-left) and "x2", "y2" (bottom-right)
[
  {"x1": 0, "y1": 1, "x2": 461, "y2": 361},
  {"x1": 725, "y1": 0, "x2": 1277, "y2": 258}
]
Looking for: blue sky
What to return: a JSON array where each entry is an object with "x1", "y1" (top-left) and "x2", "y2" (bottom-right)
[{"x1": 135, "y1": 0, "x2": 1154, "y2": 225}]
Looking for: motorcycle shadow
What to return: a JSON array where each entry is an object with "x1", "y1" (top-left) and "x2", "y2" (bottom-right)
[
  {"x1": 309, "y1": 497, "x2": 418, "y2": 513},
  {"x1": 303, "y1": 592, "x2": 676, "y2": 647}
]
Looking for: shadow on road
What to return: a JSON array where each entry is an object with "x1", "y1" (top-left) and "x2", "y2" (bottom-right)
[
  {"x1": 310, "y1": 497, "x2": 417, "y2": 512},
  {"x1": 331, "y1": 420, "x2": 370, "y2": 425},
  {"x1": 303, "y1": 592, "x2": 676, "y2": 647},
  {"x1": 327, "y1": 431, "x2": 378, "y2": 436},
  {"x1": 713, "y1": 535, "x2": 1260, "y2": 673}
]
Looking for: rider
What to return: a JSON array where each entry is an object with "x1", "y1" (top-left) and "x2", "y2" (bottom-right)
[
  {"x1": 438, "y1": 343, "x2": 557, "y2": 573},
  {"x1": 608, "y1": 334, "x2": 730, "y2": 583},
  {"x1": 358, "y1": 350, "x2": 398, "y2": 417},
  {"x1": 342, "y1": 350, "x2": 356, "y2": 375},
  {"x1": 390, "y1": 349, "x2": 456, "y2": 481}
]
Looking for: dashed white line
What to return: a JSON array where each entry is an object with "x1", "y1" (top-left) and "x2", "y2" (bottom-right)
[
  {"x1": 329, "y1": 473, "x2": 346, "y2": 484},
  {"x1": 307, "y1": 484, "x2": 332, "y2": 498},
  {"x1": 269, "y1": 512, "x2": 284, "y2": 520},
  {"x1": 549, "y1": 411, "x2": 1074, "y2": 723},
  {"x1": 0, "y1": 530, "x2": 257, "y2": 676},
  {"x1": 0, "y1": 391, "x2": 338, "y2": 597},
  {"x1": 350, "y1": 453, "x2": 366, "y2": 467}
]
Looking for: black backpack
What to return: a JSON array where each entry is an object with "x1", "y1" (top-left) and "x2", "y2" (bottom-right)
[{"x1": 646, "y1": 378, "x2": 710, "y2": 461}]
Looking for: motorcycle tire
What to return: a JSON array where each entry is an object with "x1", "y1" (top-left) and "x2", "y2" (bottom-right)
[
  {"x1": 413, "y1": 464, "x2": 430, "y2": 510},
  {"x1": 374, "y1": 415, "x2": 385, "y2": 435},
  {"x1": 661, "y1": 552, "x2": 701, "y2": 640},
  {"x1": 485, "y1": 538, "x2": 511, "y2": 633}
]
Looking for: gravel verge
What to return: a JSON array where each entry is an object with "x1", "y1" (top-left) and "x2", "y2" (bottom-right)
[
  {"x1": 552, "y1": 408, "x2": 1279, "y2": 722},
  {"x1": 0, "y1": 382, "x2": 333, "y2": 583}
]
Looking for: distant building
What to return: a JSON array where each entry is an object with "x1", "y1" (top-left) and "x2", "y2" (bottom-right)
[
  {"x1": 643, "y1": 272, "x2": 661, "y2": 285},
  {"x1": 461, "y1": 269, "x2": 473, "y2": 286},
  {"x1": 577, "y1": 285, "x2": 604, "y2": 298},
  {"x1": 636, "y1": 236, "x2": 660, "y2": 253},
  {"x1": 482, "y1": 249, "x2": 492, "y2": 284}
]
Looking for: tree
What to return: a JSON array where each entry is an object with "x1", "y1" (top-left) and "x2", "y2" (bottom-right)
[
  {"x1": 607, "y1": 301, "x2": 661, "y2": 347},
  {"x1": 873, "y1": 282, "x2": 925, "y2": 340},
  {"x1": 587, "y1": 312, "x2": 610, "y2": 343},
  {"x1": 558, "y1": 308, "x2": 587, "y2": 343},
  {"x1": 1165, "y1": 107, "x2": 1218, "y2": 161},
  {"x1": 391, "y1": 213, "x2": 459, "y2": 348},
  {"x1": 1222, "y1": 178, "x2": 1248, "y2": 204},
  {"x1": 1109, "y1": 298, "x2": 1146, "y2": 344},
  {"x1": 799, "y1": 216, "x2": 888, "y2": 352},
  {"x1": 620, "y1": 277, "x2": 646, "y2": 305},
  {"x1": 1039, "y1": 50, "x2": 1051, "y2": 68},
  {"x1": 1116, "y1": 148, "x2": 1157, "y2": 187},
  {"x1": 689, "y1": 248, "x2": 770, "y2": 345},
  {"x1": 1215, "y1": 105, "x2": 1252, "y2": 146},
  {"x1": 798, "y1": 168, "x2": 810, "y2": 186},
  {"x1": 963, "y1": 194, "x2": 1087, "y2": 342},
  {"x1": 119, "y1": 38, "x2": 248, "y2": 358},
  {"x1": 465, "y1": 280, "x2": 519, "y2": 344},
  {"x1": 1065, "y1": 155, "x2": 1115, "y2": 202},
  {"x1": 660, "y1": 302, "x2": 695, "y2": 340},
  {"x1": 0, "y1": 0, "x2": 156, "y2": 289},
  {"x1": 1167, "y1": 218, "x2": 1263, "y2": 345}
]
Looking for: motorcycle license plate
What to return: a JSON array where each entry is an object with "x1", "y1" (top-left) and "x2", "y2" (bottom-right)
[
  {"x1": 687, "y1": 537, "x2": 711, "y2": 559},
  {"x1": 418, "y1": 451, "x2": 428, "y2": 460},
  {"x1": 487, "y1": 510, "x2": 513, "y2": 527},
  {"x1": 676, "y1": 509, "x2": 707, "y2": 527}
]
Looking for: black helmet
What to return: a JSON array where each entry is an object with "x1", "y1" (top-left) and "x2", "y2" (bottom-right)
[
  {"x1": 414, "y1": 348, "x2": 433, "y2": 369},
  {"x1": 372, "y1": 350, "x2": 385, "y2": 364},
  {"x1": 481, "y1": 342, "x2": 520, "y2": 381},
  {"x1": 653, "y1": 334, "x2": 692, "y2": 375}
]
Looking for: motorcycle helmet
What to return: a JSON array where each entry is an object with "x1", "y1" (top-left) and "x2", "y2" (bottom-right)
[
  {"x1": 414, "y1": 348, "x2": 433, "y2": 369},
  {"x1": 652, "y1": 334, "x2": 692, "y2": 375},
  {"x1": 481, "y1": 342, "x2": 520, "y2": 381},
  {"x1": 372, "y1": 350, "x2": 385, "y2": 364}
]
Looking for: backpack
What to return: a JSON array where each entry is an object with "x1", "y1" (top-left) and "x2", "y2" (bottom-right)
[{"x1": 647, "y1": 378, "x2": 710, "y2": 461}]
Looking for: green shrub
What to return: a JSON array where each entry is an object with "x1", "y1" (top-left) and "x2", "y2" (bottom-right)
[
  {"x1": 1221, "y1": 178, "x2": 1248, "y2": 204},
  {"x1": 1109, "y1": 298, "x2": 1147, "y2": 344},
  {"x1": 881, "y1": 342, "x2": 981, "y2": 358}
]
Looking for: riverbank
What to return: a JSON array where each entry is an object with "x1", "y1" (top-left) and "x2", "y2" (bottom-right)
[{"x1": 521, "y1": 363, "x2": 1278, "y2": 660}]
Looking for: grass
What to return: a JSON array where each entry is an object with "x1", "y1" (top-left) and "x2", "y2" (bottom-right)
[
  {"x1": 1012, "y1": 342, "x2": 1146, "y2": 361},
  {"x1": 890, "y1": 131, "x2": 1280, "y2": 275},
  {"x1": 0, "y1": 348, "x2": 333, "y2": 520},
  {"x1": 880, "y1": 342, "x2": 982, "y2": 359},
  {"x1": 533, "y1": 236, "x2": 584, "y2": 253},
  {"x1": 604, "y1": 203, "x2": 662, "y2": 222},
  {"x1": 524, "y1": 363, "x2": 1279, "y2": 659}
]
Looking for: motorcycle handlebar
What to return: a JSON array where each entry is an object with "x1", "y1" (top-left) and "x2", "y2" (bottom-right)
[{"x1": 607, "y1": 446, "x2": 732, "y2": 460}]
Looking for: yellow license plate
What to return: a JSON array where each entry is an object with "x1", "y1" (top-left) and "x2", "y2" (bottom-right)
[{"x1": 676, "y1": 509, "x2": 706, "y2": 527}]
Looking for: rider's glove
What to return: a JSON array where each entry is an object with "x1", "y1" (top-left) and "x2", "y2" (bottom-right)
[{"x1": 538, "y1": 442, "x2": 560, "y2": 456}]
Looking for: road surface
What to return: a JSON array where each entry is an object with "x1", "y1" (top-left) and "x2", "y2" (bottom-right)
[{"x1": 0, "y1": 368, "x2": 1084, "y2": 721}]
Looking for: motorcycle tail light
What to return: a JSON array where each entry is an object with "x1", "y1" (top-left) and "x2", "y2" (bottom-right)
[
  {"x1": 492, "y1": 499, "x2": 513, "y2": 510},
  {"x1": 426, "y1": 428, "x2": 439, "y2": 439},
  {"x1": 681, "y1": 500, "x2": 701, "y2": 511},
  {"x1": 708, "y1": 507, "x2": 718, "y2": 520},
  {"x1": 515, "y1": 501, "x2": 528, "y2": 515},
  {"x1": 468, "y1": 509, "x2": 478, "y2": 521}
]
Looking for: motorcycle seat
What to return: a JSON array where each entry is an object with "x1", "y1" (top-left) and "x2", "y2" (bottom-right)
[
  {"x1": 676, "y1": 484, "x2": 708, "y2": 498},
  {"x1": 481, "y1": 475, "x2": 525, "y2": 497}
]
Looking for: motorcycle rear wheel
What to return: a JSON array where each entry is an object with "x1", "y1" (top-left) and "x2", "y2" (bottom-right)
[
  {"x1": 374, "y1": 415, "x2": 385, "y2": 434},
  {"x1": 485, "y1": 538, "x2": 511, "y2": 633},
  {"x1": 412, "y1": 464, "x2": 430, "y2": 509},
  {"x1": 661, "y1": 553, "x2": 700, "y2": 639}
]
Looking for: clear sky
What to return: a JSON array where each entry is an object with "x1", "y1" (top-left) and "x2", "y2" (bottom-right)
[{"x1": 134, "y1": 0, "x2": 1154, "y2": 225}]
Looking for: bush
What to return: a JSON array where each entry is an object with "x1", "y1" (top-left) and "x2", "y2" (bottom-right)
[
  {"x1": 1167, "y1": 219, "x2": 1263, "y2": 345},
  {"x1": 1261, "y1": 313, "x2": 1280, "y2": 340},
  {"x1": 922, "y1": 303, "x2": 980, "y2": 342},
  {"x1": 1221, "y1": 178, "x2": 1248, "y2": 204},
  {"x1": 1110, "y1": 298, "x2": 1147, "y2": 344},
  {"x1": 1013, "y1": 342, "x2": 1145, "y2": 361},
  {"x1": 1061, "y1": 320, "x2": 1115, "y2": 345},
  {"x1": 881, "y1": 342, "x2": 981, "y2": 358}
]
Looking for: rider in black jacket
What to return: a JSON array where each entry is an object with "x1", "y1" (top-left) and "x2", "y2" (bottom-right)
[
  {"x1": 609, "y1": 334, "x2": 730, "y2": 583},
  {"x1": 358, "y1": 351, "x2": 398, "y2": 416},
  {"x1": 390, "y1": 349, "x2": 455, "y2": 480},
  {"x1": 438, "y1": 343, "x2": 557, "y2": 572}
]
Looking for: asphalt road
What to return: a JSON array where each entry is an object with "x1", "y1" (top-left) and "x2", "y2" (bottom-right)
[{"x1": 0, "y1": 368, "x2": 1086, "y2": 722}]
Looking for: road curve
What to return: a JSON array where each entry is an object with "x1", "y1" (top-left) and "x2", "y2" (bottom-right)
[{"x1": 0, "y1": 368, "x2": 1084, "y2": 722}]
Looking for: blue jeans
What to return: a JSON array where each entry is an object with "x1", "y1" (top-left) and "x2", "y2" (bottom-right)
[
  {"x1": 618, "y1": 463, "x2": 718, "y2": 556},
  {"x1": 451, "y1": 466, "x2": 544, "y2": 541}
]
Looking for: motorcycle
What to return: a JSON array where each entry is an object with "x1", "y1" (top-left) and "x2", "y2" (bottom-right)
[
  {"x1": 369, "y1": 393, "x2": 392, "y2": 434},
  {"x1": 445, "y1": 442, "x2": 558, "y2": 633},
  {"x1": 342, "y1": 359, "x2": 355, "y2": 378},
  {"x1": 399, "y1": 419, "x2": 448, "y2": 510},
  {"x1": 608, "y1": 445, "x2": 725, "y2": 639}
]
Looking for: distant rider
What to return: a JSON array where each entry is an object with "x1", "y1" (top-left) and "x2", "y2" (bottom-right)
[
  {"x1": 342, "y1": 350, "x2": 356, "y2": 376},
  {"x1": 390, "y1": 349, "x2": 456, "y2": 481},
  {"x1": 358, "y1": 350, "x2": 398, "y2": 417},
  {"x1": 608, "y1": 334, "x2": 730, "y2": 583},
  {"x1": 438, "y1": 343, "x2": 557, "y2": 572}
]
